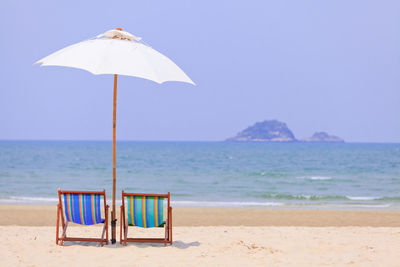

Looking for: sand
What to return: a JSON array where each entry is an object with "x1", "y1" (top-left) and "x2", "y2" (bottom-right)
[
  {"x1": 1, "y1": 205, "x2": 400, "y2": 227},
  {"x1": 1, "y1": 205, "x2": 400, "y2": 266}
]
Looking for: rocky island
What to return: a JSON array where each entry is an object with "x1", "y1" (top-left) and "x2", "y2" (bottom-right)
[
  {"x1": 227, "y1": 120, "x2": 344, "y2": 143},
  {"x1": 226, "y1": 120, "x2": 296, "y2": 142},
  {"x1": 301, "y1": 132, "x2": 344, "y2": 143}
]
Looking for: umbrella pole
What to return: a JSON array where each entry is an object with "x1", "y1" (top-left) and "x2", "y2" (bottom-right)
[{"x1": 111, "y1": 74, "x2": 118, "y2": 244}]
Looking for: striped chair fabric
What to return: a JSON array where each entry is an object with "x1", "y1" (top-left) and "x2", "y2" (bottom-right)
[
  {"x1": 63, "y1": 193, "x2": 103, "y2": 225},
  {"x1": 126, "y1": 195, "x2": 165, "y2": 228}
]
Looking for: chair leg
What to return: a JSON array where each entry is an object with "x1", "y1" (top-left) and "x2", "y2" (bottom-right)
[
  {"x1": 123, "y1": 207, "x2": 128, "y2": 246},
  {"x1": 105, "y1": 205, "x2": 109, "y2": 245},
  {"x1": 169, "y1": 207, "x2": 173, "y2": 245},
  {"x1": 124, "y1": 223, "x2": 128, "y2": 246},
  {"x1": 101, "y1": 222, "x2": 107, "y2": 247},
  {"x1": 165, "y1": 220, "x2": 168, "y2": 245},
  {"x1": 56, "y1": 204, "x2": 60, "y2": 245},
  {"x1": 60, "y1": 222, "x2": 68, "y2": 246},
  {"x1": 119, "y1": 206, "x2": 122, "y2": 244}
]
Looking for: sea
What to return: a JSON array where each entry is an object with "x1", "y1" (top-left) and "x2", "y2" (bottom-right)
[{"x1": 0, "y1": 141, "x2": 399, "y2": 210}]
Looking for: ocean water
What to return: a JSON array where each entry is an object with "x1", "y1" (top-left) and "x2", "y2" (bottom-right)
[{"x1": 0, "y1": 141, "x2": 399, "y2": 209}]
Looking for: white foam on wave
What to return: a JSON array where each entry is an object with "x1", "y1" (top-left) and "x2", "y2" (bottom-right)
[
  {"x1": 172, "y1": 200, "x2": 284, "y2": 208},
  {"x1": 346, "y1": 196, "x2": 381, "y2": 201},
  {"x1": 296, "y1": 176, "x2": 332, "y2": 180},
  {"x1": 309, "y1": 176, "x2": 332, "y2": 180},
  {"x1": 337, "y1": 203, "x2": 392, "y2": 208},
  {"x1": 0, "y1": 196, "x2": 59, "y2": 203},
  {"x1": 0, "y1": 196, "x2": 284, "y2": 208},
  {"x1": 1, "y1": 196, "x2": 395, "y2": 210},
  {"x1": 0, "y1": 196, "x2": 125, "y2": 206}
]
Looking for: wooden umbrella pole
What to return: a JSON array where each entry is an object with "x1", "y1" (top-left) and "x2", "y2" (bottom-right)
[
  {"x1": 111, "y1": 27, "x2": 122, "y2": 245},
  {"x1": 111, "y1": 73, "x2": 118, "y2": 244}
]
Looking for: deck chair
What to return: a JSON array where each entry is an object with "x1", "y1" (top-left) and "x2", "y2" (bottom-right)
[
  {"x1": 120, "y1": 191, "x2": 172, "y2": 246},
  {"x1": 56, "y1": 189, "x2": 109, "y2": 246}
]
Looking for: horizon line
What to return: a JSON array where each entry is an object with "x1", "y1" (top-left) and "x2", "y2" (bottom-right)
[{"x1": 0, "y1": 139, "x2": 399, "y2": 144}]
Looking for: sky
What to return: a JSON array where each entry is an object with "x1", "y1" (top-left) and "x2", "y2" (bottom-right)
[{"x1": 0, "y1": 0, "x2": 399, "y2": 142}]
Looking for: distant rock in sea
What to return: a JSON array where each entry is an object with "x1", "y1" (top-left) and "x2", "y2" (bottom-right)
[
  {"x1": 301, "y1": 132, "x2": 344, "y2": 143},
  {"x1": 226, "y1": 120, "x2": 296, "y2": 142}
]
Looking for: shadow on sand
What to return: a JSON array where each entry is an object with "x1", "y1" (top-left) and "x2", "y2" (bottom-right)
[
  {"x1": 61, "y1": 241, "x2": 108, "y2": 247},
  {"x1": 61, "y1": 240, "x2": 201, "y2": 249},
  {"x1": 116, "y1": 240, "x2": 201, "y2": 249}
]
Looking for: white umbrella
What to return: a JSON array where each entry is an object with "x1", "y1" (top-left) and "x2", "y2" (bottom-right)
[
  {"x1": 36, "y1": 29, "x2": 194, "y2": 85},
  {"x1": 35, "y1": 28, "x2": 195, "y2": 243}
]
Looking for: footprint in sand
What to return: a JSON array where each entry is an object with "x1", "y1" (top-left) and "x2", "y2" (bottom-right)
[{"x1": 237, "y1": 240, "x2": 278, "y2": 254}]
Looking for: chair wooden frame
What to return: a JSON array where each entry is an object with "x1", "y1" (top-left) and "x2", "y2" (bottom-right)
[
  {"x1": 120, "y1": 191, "x2": 172, "y2": 246},
  {"x1": 56, "y1": 189, "x2": 109, "y2": 246}
]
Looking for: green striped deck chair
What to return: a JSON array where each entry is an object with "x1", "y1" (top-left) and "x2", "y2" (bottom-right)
[
  {"x1": 120, "y1": 191, "x2": 172, "y2": 246},
  {"x1": 56, "y1": 189, "x2": 109, "y2": 246}
]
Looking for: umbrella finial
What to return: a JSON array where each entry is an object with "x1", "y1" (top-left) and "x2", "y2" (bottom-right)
[{"x1": 97, "y1": 28, "x2": 141, "y2": 42}]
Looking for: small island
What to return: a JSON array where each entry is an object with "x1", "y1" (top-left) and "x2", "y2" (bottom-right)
[
  {"x1": 226, "y1": 120, "x2": 344, "y2": 143},
  {"x1": 301, "y1": 132, "x2": 344, "y2": 143}
]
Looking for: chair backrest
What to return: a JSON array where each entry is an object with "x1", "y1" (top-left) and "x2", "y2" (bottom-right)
[
  {"x1": 122, "y1": 191, "x2": 170, "y2": 228},
  {"x1": 58, "y1": 189, "x2": 106, "y2": 225}
]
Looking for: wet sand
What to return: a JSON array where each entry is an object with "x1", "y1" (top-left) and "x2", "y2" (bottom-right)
[{"x1": 1, "y1": 205, "x2": 400, "y2": 227}]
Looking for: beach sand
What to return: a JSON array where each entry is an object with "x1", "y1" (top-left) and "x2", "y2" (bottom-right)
[{"x1": 1, "y1": 205, "x2": 400, "y2": 266}]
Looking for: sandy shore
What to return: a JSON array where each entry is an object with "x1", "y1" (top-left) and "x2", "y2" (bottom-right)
[
  {"x1": 1, "y1": 205, "x2": 400, "y2": 226},
  {"x1": 1, "y1": 205, "x2": 400, "y2": 266},
  {"x1": 1, "y1": 226, "x2": 400, "y2": 266}
]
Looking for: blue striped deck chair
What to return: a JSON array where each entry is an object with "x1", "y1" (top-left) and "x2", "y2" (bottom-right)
[
  {"x1": 120, "y1": 191, "x2": 172, "y2": 246},
  {"x1": 56, "y1": 189, "x2": 109, "y2": 246}
]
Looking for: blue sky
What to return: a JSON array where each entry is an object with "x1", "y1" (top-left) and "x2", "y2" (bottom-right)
[{"x1": 0, "y1": 0, "x2": 399, "y2": 142}]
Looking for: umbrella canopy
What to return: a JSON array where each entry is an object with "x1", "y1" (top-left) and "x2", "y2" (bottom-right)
[
  {"x1": 35, "y1": 28, "x2": 194, "y2": 244},
  {"x1": 36, "y1": 29, "x2": 195, "y2": 85}
]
